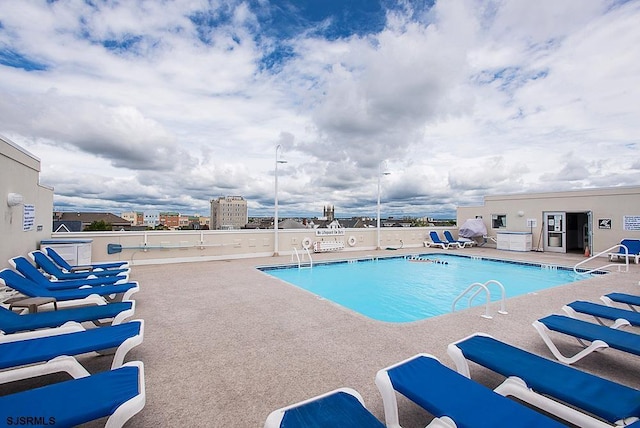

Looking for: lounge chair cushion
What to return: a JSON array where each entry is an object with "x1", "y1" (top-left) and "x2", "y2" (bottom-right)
[
  {"x1": 11, "y1": 256, "x2": 126, "y2": 289},
  {"x1": 0, "y1": 364, "x2": 141, "y2": 427},
  {"x1": 45, "y1": 246, "x2": 128, "y2": 271},
  {"x1": 31, "y1": 250, "x2": 129, "y2": 279},
  {"x1": 0, "y1": 268, "x2": 138, "y2": 301},
  {"x1": 0, "y1": 301, "x2": 133, "y2": 334},
  {"x1": 567, "y1": 300, "x2": 640, "y2": 326},
  {"x1": 605, "y1": 292, "x2": 640, "y2": 308},
  {"x1": 0, "y1": 320, "x2": 141, "y2": 370},
  {"x1": 386, "y1": 354, "x2": 565, "y2": 427},
  {"x1": 454, "y1": 334, "x2": 640, "y2": 423},
  {"x1": 279, "y1": 390, "x2": 385, "y2": 428},
  {"x1": 539, "y1": 314, "x2": 640, "y2": 355}
]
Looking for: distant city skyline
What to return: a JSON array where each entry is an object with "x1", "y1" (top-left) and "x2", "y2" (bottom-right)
[{"x1": 2, "y1": 1, "x2": 639, "y2": 218}]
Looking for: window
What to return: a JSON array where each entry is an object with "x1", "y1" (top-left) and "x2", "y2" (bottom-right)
[{"x1": 492, "y1": 214, "x2": 506, "y2": 229}]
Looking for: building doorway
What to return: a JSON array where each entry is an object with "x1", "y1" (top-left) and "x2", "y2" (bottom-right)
[{"x1": 543, "y1": 211, "x2": 591, "y2": 254}]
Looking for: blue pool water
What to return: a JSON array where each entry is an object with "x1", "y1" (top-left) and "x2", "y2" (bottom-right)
[{"x1": 260, "y1": 254, "x2": 597, "y2": 323}]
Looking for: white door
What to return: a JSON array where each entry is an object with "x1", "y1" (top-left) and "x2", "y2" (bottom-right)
[{"x1": 544, "y1": 212, "x2": 566, "y2": 253}]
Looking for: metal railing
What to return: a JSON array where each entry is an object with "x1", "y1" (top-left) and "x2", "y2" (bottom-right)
[
  {"x1": 452, "y1": 280, "x2": 508, "y2": 319},
  {"x1": 573, "y1": 244, "x2": 628, "y2": 275},
  {"x1": 291, "y1": 247, "x2": 313, "y2": 269}
]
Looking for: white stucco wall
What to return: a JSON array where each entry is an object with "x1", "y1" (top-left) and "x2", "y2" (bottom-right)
[{"x1": 1, "y1": 136, "x2": 53, "y2": 269}]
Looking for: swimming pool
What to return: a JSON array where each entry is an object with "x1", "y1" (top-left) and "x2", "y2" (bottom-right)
[{"x1": 260, "y1": 254, "x2": 599, "y2": 323}]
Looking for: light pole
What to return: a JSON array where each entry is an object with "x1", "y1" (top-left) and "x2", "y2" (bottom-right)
[
  {"x1": 274, "y1": 144, "x2": 287, "y2": 256},
  {"x1": 377, "y1": 160, "x2": 390, "y2": 250}
]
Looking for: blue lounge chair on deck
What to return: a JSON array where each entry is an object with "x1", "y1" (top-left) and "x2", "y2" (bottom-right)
[
  {"x1": 0, "y1": 300, "x2": 134, "y2": 334},
  {"x1": 602, "y1": 293, "x2": 640, "y2": 312},
  {"x1": 264, "y1": 388, "x2": 385, "y2": 428},
  {"x1": 443, "y1": 231, "x2": 474, "y2": 248},
  {"x1": 563, "y1": 300, "x2": 640, "y2": 328},
  {"x1": 424, "y1": 231, "x2": 451, "y2": 250},
  {"x1": 10, "y1": 256, "x2": 128, "y2": 289},
  {"x1": 0, "y1": 320, "x2": 143, "y2": 384},
  {"x1": 533, "y1": 314, "x2": 640, "y2": 364},
  {"x1": 0, "y1": 268, "x2": 139, "y2": 304},
  {"x1": 375, "y1": 353, "x2": 566, "y2": 428},
  {"x1": 44, "y1": 246, "x2": 129, "y2": 272},
  {"x1": 30, "y1": 250, "x2": 130, "y2": 280},
  {"x1": 448, "y1": 333, "x2": 640, "y2": 427},
  {"x1": 0, "y1": 361, "x2": 145, "y2": 428},
  {"x1": 609, "y1": 239, "x2": 640, "y2": 264}
]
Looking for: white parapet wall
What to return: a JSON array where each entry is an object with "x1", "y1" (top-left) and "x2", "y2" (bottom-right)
[{"x1": 48, "y1": 227, "x2": 444, "y2": 266}]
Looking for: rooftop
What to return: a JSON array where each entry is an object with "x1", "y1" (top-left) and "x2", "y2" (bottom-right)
[{"x1": 5, "y1": 247, "x2": 640, "y2": 427}]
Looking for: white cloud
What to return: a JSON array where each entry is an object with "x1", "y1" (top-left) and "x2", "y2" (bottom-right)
[{"x1": 0, "y1": 0, "x2": 638, "y2": 219}]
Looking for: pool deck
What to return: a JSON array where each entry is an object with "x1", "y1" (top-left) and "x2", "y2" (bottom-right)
[{"x1": 7, "y1": 247, "x2": 640, "y2": 427}]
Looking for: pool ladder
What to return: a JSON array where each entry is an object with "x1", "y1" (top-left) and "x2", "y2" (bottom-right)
[
  {"x1": 451, "y1": 280, "x2": 508, "y2": 319},
  {"x1": 291, "y1": 247, "x2": 313, "y2": 269}
]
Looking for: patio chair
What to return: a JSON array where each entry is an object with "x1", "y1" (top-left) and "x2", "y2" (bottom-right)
[
  {"x1": 375, "y1": 353, "x2": 566, "y2": 428},
  {"x1": 443, "y1": 231, "x2": 474, "y2": 248},
  {"x1": 0, "y1": 319, "x2": 143, "y2": 384},
  {"x1": 0, "y1": 300, "x2": 134, "y2": 335},
  {"x1": 423, "y1": 231, "x2": 451, "y2": 250},
  {"x1": 563, "y1": 300, "x2": 640, "y2": 328},
  {"x1": 10, "y1": 256, "x2": 129, "y2": 289},
  {"x1": 0, "y1": 268, "x2": 139, "y2": 304},
  {"x1": 0, "y1": 360, "x2": 145, "y2": 428},
  {"x1": 448, "y1": 333, "x2": 640, "y2": 428},
  {"x1": 44, "y1": 246, "x2": 129, "y2": 272},
  {"x1": 264, "y1": 388, "x2": 385, "y2": 428},
  {"x1": 533, "y1": 314, "x2": 640, "y2": 364},
  {"x1": 30, "y1": 250, "x2": 130, "y2": 280},
  {"x1": 602, "y1": 292, "x2": 640, "y2": 312},
  {"x1": 608, "y1": 239, "x2": 640, "y2": 264}
]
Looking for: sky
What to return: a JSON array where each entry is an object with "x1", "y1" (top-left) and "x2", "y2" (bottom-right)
[{"x1": 1, "y1": 0, "x2": 639, "y2": 219}]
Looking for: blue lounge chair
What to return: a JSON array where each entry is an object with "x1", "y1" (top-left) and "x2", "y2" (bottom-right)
[
  {"x1": 10, "y1": 256, "x2": 128, "y2": 289},
  {"x1": 424, "y1": 231, "x2": 451, "y2": 250},
  {"x1": 44, "y1": 246, "x2": 129, "y2": 272},
  {"x1": 602, "y1": 292, "x2": 640, "y2": 312},
  {"x1": 0, "y1": 320, "x2": 143, "y2": 384},
  {"x1": 0, "y1": 268, "x2": 139, "y2": 304},
  {"x1": 264, "y1": 388, "x2": 385, "y2": 428},
  {"x1": 608, "y1": 239, "x2": 640, "y2": 264},
  {"x1": 563, "y1": 300, "x2": 640, "y2": 328},
  {"x1": 443, "y1": 231, "x2": 474, "y2": 248},
  {"x1": 533, "y1": 314, "x2": 640, "y2": 364},
  {"x1": 0, "y1": 361, "x2": 145, "y2": 428},
  {"x1": 375, "y1": 353, "x2": 566, "y2": 428},
  {"x1": 0, "y1": 300, "x2": 134, "y2": 334},
  {"x1": 30, "y1": 250, "x2": 130, "y2": 280},
  {"x1": 448, "y1": 333, "x2": 640, "y2": 427}
]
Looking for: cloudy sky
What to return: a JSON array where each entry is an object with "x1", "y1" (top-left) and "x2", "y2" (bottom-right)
[{"x1": 1, "y1": 0, "x2": 639, "y2": 219}]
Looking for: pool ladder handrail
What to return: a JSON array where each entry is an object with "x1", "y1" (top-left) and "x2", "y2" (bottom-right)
[
  {"x1": 573, "y1": 244, "x2": 629, "y2": 275},
  {"x1": 451, "y1": 280, "x2": 508, "y2": 319},
  {"x1": 291, "y1": 247, "x2": 313, "y2": 269}
]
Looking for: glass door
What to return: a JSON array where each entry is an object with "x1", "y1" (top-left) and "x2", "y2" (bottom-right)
[{"x1": 544, "y1": 212, "x2": 566, "y2": 253}]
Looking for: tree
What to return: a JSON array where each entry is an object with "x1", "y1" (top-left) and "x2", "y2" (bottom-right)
[{"x1": 84, "y1": 220, "x2": 111, "y2": 231}]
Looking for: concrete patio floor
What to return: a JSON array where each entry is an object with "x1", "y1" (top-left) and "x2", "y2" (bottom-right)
[{"x1": 5, "y1": 247, "x2": 640, "y2": 427}]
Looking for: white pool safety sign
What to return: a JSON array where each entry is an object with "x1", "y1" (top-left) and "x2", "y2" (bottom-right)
[
  {"x1": 623, "y1": 215, "x2": 640, "y2": 231},
  {"x1": 23, "y1": 204, "x2": 35, "y2": 231}
]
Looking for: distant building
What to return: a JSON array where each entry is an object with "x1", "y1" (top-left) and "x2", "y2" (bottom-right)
[
  {"x1": 210, "y1": 196, "x2": 248, "y2": 230},
  {"x1": 144, "y1": 211, "x2": 160, "y2": 228},
  {"x1": 121, "y1": 211, "x2": 143, "y2": 226},
  {"x1": 159, "y1": 212, "x2": 180, "y2": 229},
  {"x1": 53, "y1": 212, "x2": 131, "y2": 231}
]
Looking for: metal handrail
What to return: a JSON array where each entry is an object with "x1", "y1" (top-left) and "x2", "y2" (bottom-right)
[
  {"x1": 452, "y1": 280, "x2": 508, "y2": 319},
  {"x1": 291, "y1": 247, "x2": 313, "y2": 269},
  {"x1": 573, "y1": 244, "x2": 629, "y2": 275}
]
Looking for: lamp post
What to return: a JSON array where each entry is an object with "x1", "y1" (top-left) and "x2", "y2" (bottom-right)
[
  {"x1": 274, "y1": 144, "x2": 287, "y2": 256},
  {"x1": 377, "y1": 160, "x2": 390, "y2": 250}
]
